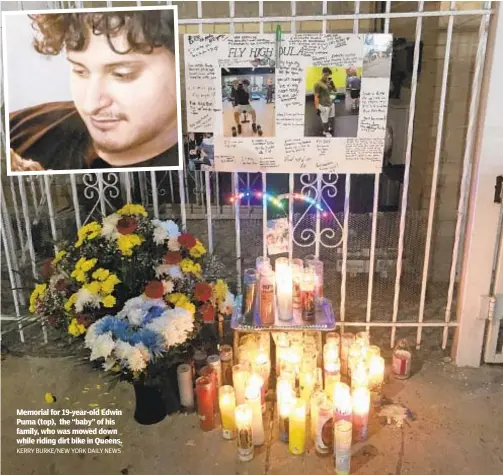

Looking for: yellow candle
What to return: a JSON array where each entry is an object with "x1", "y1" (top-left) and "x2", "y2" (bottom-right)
[
  {"x1": 352, "y1": 387, "x2": 370, "y2": 441},
  {"x1": 351, "y1": 361, "x2": 369, "y2": 391},
  {"x1": 368, "y1": 355, "x2": 385, "y2": 401},
  {"x1": 233, "y1": 364, "x2": 250, "y2": 406},
  {"x1": 289, "y1": 398, "x2": 307, "y2": 455},
  {"x1": 366, "y1": 345, "x2": 381, "y2": 367},
  {"x1": 219, "y1": 385, "x2": 237, "y2": 439}
]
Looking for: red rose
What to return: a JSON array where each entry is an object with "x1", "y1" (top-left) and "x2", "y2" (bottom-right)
[
  {"x1": 200, "y1": 303, "x2": 216, "y2": 323},
  {"x1": 163, "y1": 251, "x2": 182, "y2": 265},
  {"x1": 117, "y1": 216, "x2": 137, "y2": 235},
  {"x1": 194, "y1": 282, "x2": 212, "y2": 303},
  {"x1": 145, "y1": 280, "x2": 164, "y2": 299},
  {"x1": 178, "y1": 233, "x2": 197, "y2": 249},
  {"x1": 41, "y1": 258, "x2": 54, "y2": 279}
]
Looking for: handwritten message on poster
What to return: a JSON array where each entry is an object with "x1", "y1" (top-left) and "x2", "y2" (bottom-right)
[{"x1": 184, "y1": 33, "x2": 392, "y2": 174}]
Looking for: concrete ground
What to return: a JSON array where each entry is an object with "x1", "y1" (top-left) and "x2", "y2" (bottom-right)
[{"x1": 2, "y1": 352, "x2": 502, "y2": 475}]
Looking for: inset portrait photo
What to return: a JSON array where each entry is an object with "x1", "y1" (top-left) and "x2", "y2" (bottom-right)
[
  {"x1": 304, "y1": 65, "x2": 362, "y2": 138},
  {"x1": 221, "y1": 67, "x2": 275, "y2": 138},
  {"x1": 2, "y1": 6, "x2": 183, "y2": 175}
]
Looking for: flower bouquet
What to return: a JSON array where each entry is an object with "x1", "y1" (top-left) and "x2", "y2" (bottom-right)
[{"x1": 29, "y1": 204, "x2": 234, "y2": 423}]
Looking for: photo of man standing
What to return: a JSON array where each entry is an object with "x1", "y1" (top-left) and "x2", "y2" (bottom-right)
[
  {"x1": 5, "y1": 8, "x2": 182, "y2": 173},
  {"x1": 314, "y1": 67, "x2": 337, "y2": 137}
]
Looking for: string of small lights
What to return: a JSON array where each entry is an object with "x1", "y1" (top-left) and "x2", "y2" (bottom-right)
[{"x1": 229, "y1": 191, "x2": 329, "y2": 217}]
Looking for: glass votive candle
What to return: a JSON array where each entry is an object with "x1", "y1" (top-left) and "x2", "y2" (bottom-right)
[
  {"x1": 366, "y1": 345, "x2": 381, "y2": 367},
  {"x1": 247, "y1": 373, "x2": 265, "y2": 414},
  {"x1": 368, "y1": 355, "x2": 385, "y2": 406},
  {"x1": 314, "y1": 397, "x2": 333, "y2": 456},
  {"x1": 333, "y1": 382, "x2": 352, "y2": 423},
  {"x1": 307, "y1": 258, "x2": 324, "y2": 301},
  {"x1": 291, "y1": 259, "x2": 303, "y2": 310},
  {"x1": 259, "y1": 266, "x2": 275, "y2": 326},
  {"x1": 352, "y1": 387, "x2": 370, "y2": 442},
  {"x1": 253, "y1": 352, "x2": 271, "y2": 393},
  {"x1": 235, "y1": 404, "x2": 254, "y2": 462},
  {"x1": 207, "y1": 354, "x2": 222, "y2": 388},
  {"x1": 340, "y1": 333, "x2": 356, "y2": 378},
  {"x1": 351, "y1": 360, "x2": 369, "y2": 391},
  {"x1": 177, "y1": 363, "x2": 194, "y2": 410},
  {"x1": 243, "y1": 268, "x2": 258, "y2": 316},
  {"x1": 278, "y1": 396, "x2": 293, "y2": 443},
  {"x1": 233, "y1": 364, "x2": 250, "y2": 405},
  {"x1": 326, "y1": 331, "x2": 341, "y2": 346},
  {"x1": 220, "y1": 344, "x2": 234, "y2": 386},
  {"x1": 301, "y1": 267, "x2": 316, "y2": 322},
  {"x1": 193, "y1": 349, "x2": 208, "y2": 377},
  {"x1": 245, "y1": 384, "x2": 265, "y2": 446},
  {"x1": 219, "y1": 385, "x2": 237, "y2": 439},
  {"x1": 348, "y1": 343, "x2": 363, "y2": 378},
  {"x1": 355, "y1": 331, "x2": 370, "y2": 347},
  {"x1": 195, "y1": 376, "x2": 215, "y2": 431},
  {"x1": 200, "y1": 365, "x2": 218, "y2": 414},
  {"x1": 334, "y1": 420, "x2": 352, "y2": 475},
  {"x1": 289, "y1": 398, "x2": 307, "y2": 455},
  {"x1": 256, "y1": 256, "x2": 271, "y2": 272}
]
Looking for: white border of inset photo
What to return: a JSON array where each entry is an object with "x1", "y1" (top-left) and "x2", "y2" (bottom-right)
[{"x1": 2, "y1": 5, "x2": 183, "y2": 176}]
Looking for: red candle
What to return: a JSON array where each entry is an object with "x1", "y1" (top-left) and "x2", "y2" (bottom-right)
[
  {"x1": 196, "y1": 376, "x2": 215, "y2": 431},
  {"x1": 200, "y1": 365, "x2": 219, "y2": 414}
]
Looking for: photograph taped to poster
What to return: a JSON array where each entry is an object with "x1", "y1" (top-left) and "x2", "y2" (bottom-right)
[{"x1": 184, "y1": 33, "x2": 392, "y2": 174}]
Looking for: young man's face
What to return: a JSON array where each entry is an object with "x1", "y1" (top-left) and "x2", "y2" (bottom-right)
[
  {"x1": 322, "y1": 71, "x2": 331, "y2": 82},
  {"x1": 67, "y1": 28, "x2": 178, "y2": 165}
]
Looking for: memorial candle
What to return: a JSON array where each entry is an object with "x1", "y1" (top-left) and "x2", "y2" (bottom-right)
[
  {"x1": 307, "y1": 258, "x2": 324, "y2": 301},
  {"x1": 315, "y1": 398, "x2": 333, "y2": 456},
  {"x1": 193, "y1": 349, "x2": 208, "y2": 377},
  {"x1": 289, "y1": 398, "x2": 307, "y2": 455},
  {"x1": 259, "y1": 266, "x2": 275, "y2": 326},
  {"x1": 235, "y1": 404, "x2": 254, "y2": 462},
  {"x1": 310, "y1": 391, "x2": 325, "y2": 444},
  {"x1": 177, "y1": 363, "x2": 194, "y2": 410},
  {"x1": 299, "y1": 368, "x2": 315, "y2": 407},
  {"x1": 220, "y1": 345, "x2": 234, "y2": 386},
  {"x1": 219, "y1": 385, "x2": 237, "y2": 439},
  {"x1": 301, "y1": 268, "x2": 316, "y2": 322},
  {"x1": 200, "y1": 365, "x2": 218, "y2": 414},
  {"x1": 195, "y1": 376, "x2": 215, "y2": 431},
  {"x1": 278, "y1": 394, "x2": 293, "y2": 443},
  {"x1": 352, "y1": 387, "x2": 370, "y2": 442},
  {"x1": 351, "y1": 361, "x2": 369, "y2": 391},
  {"x1": 233, "y1": 364, "x2": 250, "y2": 405},
  {"x1": 253, "y1": 352, "x2": 271, "y2": 393},
  {"x1": 207, "y1": 354, "x2": 222, "y2": 388},
  {"x1": 368, "y1": 355, "x2": 385, "y2": 406},
  {"x1": 275, "y1": 258, "x2": 293, "y2": 322},
  {"x1": 243, "y1": 268, "x2": 258, "y2": 316},
  {"x1": 333, "y1": 382, "x2": 352, "y2": 423},
  {"x1": 326, "y1": 331, "x2": 341, "y2": 347},
  {"x1": 334, "y1": 420, "x2": 352, "y2": 475},
  {"x1": 340, "y1": 333, "x2": 355, "y2": 378},
  {"x1": 245, "y1": 385, "x2": 265, "y2": 446},
  {"x1": 366, "y1": 345, "x2": 381, "y2": 367},
  {"x1": 248, "y1": 373, "x2": 265, "y2": 414},
  {"x1": 291, "y1": 258, "x2": 303, "y2": 310},
  {"x1": 324, "y1": 359, "x2": 341, "y2": 401}
]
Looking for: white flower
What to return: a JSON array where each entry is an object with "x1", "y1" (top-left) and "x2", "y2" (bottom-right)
[
  {"x1": 153, "y1": 226, "x2": 169, "y2": 245},
  {"x1": 84, "y1": 323, "x2": 98, "y2": 349},
  {"x1": 218, "y1": 291, "x2": 235, "y2": 315},
  {"x1": 90, "y1": 332, "x2": 115, "y2": 361},
  {"x1": 155, "y1": 264, "x2": 171, "y2": 278},
  {"x1": 163, "y1": 280, "x2": 174, "y2": 294},
  {"x1": 128, "y1": 347, "x2": 148, "y2": 372},
  {"x1": 167, "y1": 236, "x2": 181, "y2": 251},
  {"x1": 135, "y1": 343, "x2": 150, "y2": 363},
  {"x1": 114, "y1": 340, "x2": 134, "y2": 361},
  {"x1": 75, "y1": 289, "x2": 101, "y2": 313},
  {"x1": 167, "y1": 265, "x2": 182, "y2": 280},
  {"x1": 102, "y1": 357, "x2": 116, "y2": 371},
  {"x1": 153, "y1": 219, "x2": 180, "y2": 238},
  {"x1": 101, "y1": 213, "x2": 121, "y2": 239},
  {"x1": 128, "y1": 308, "x2": 145, "y2": 326}
]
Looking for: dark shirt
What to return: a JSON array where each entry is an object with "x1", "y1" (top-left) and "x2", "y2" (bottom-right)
[
  {"x1": 9, "y1": 101, "x2": 179, "y2": 170},
  {"x1": 231, "y1": 86, "x2": 250, "y2": 106}
]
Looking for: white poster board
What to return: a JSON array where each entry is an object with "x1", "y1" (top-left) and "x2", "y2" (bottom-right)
[{"x1": 184, "y1": 33, "x2": 392, "y2": 174}]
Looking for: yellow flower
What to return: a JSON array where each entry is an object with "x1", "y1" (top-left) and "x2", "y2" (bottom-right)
[
  {"x1": 44, "y1": 392, "x2": 55, "y2": 404},
  {"x1": 29, "y1": 284, "x2": 47, "y2": 313},
  {"x1": 180, "y1": 258, "x2": 201, "y2": 275},
  {"x1": 166, "y1": 293, "x2": 195, "y2": 315},
  {"x1": 52, "y1": 250, "x2": 66, "y2": 265},
  {"x1": 117, "y1": 204, "x2": 148, "y2": 217},
  {"x1": 189, "y1": 240, "x2": 207, "y2": 259},
  {"x1": 75, "y1": 222, "x2": 102, "y2": 247},
  {"x1": 81, "y1": 258, "x2": 98, "y2": 273},
  {"x1": 101, "y1": 274, "x2": 120, "y2": 294},
  {"x1": 84, "y1": 281, "x2": 101, "y2": 294},
  {"x1": 213, "y1": 279, "x2": 228, "y2": 302},
  {"x1": 92, "y1": 268, "x2": 110, "y2": 281},
  {"x1": 102, "y1": 295, "x2": 116, "y2": 308},
  {"x1": 68, "y1": 318, "x2": 86, "y2": 337},
  {"x1": 71, "y1": 269, "x2": 87, "y2": 283},
  {"x1": 64, "y1": 293, "x2": 78, "y2": 312},
  {"x1": 117, "y1": 234, "x2": 143, "y2": 256}
]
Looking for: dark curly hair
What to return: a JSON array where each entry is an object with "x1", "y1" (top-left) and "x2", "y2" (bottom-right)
[{"x1": 28, "y1": 10, "x2": 175, "y2": 56}]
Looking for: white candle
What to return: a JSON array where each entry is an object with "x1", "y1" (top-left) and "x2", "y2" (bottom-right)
[
  {"x1": 248, "y1": 373, "x2": 265, "y2": 414},
  {"x1": 245, "y1": 385, "x2": 265, "y2": 446},
  {"x1": 351, "y1": 360, "x2": 369, "y2": 391},
  {"x1": 334, "y1": 420, "x2": 352, "y2": 475},
  {"x1": 352, "y1": 387, "x2": 370, "y2": 441},
  {"x1": 333, "y1": 382, "x2": 352, "y2": 423},
  {"x1": 235, "y1": 404, "x2": 254, "y2": 462},
  {"x1": 275, "y1": 259, "x2": 293, "y2": 321},
  {"x1": 219, "y1": 385, "x2": 237, "y2": 439},
  {"x1": 368, "y1": 355, "x2": 385, "y2": 406},
  {"x1": 207, "y1": 354, "x2": 222, "y2": 388},
  {"x1": 253, "y1": 352, "x2": 271, "y2": 393},
  {"x1": 177, "y1": 364, "x2": 194, "y2": 410},
  {"x1": 233, "y1": 364, "x2": 250, "y2": 406}
]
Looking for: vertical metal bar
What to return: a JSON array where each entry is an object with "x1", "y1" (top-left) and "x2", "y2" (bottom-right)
[
  {"x1": 9, "y1": 176, "x2": 25, "y2": 253},
  {"x1": 289, "y1": 174, "x2": 294, "y2": 260},
  {"x1": 97, "y1": 174, "x2": 106, "y2": 216},
  {"x1": 354, "y1": 0, "x2": 360, "y2": 32},
  {"x1": 366, "y1": 0, "x2": 391, "y2": 331},
  {"x1": 259, "y1": 0, "x2": 264, "y2": 34},
  {"x1": 169, "y1": 171, "x2": 175, "y2": 204},
  {"x1": 315, "y1": 177, "x2": 321, "y2": 258},
  {"x1": 417, "y1": 1, "x2": 456, "y2": 348},
  {"x1": 391, "y1": 1, "x2": 425, "y2": 348},
  {"x1": 124, "y1": 172, "x2": 132, "y2": 204},
  {"x1": 139, "y1": 172, "x2": 148, "y2": 207},
  {"x1": 214, "y1": 172, "x2": 220, "y2": 211},
  {"x1": 29, "y1": 177, "x2": 38, "y2": 218},
  {"x1": 262, "y1": 173, "x2": 267, "y2": 257},
  {"x1": 150, "y1": 171, "x2": 159, "y2": 218},
  {"x1": 229, "y1": 0, "x2": 241, "y2": 291},
  {"x1": 443, "y1": 1, "x2": 492, "y2": 349},
  {"x1": 1, "y1": 207, "x2": 25, "y2": 343},
  {"x1": 43, "y1": 175, "x2": 58, "y2": 254},
  {"x1": 18, "y1": 177, "x2": 37, "y2": 278},
  {"x1": 178, "y1": 170, "x2": 187, "y2": 231},
  {"x1": 70, "y1": 174, "x2": 82, "y2": 230},
  {"x1": 340, "y1": 175, "x2": 351, "y2": 330},
  {"x1": 247, "y1": 173, "x2": 251, "y2": 209},
  {"x1": 205, "y1": 170, "x2": 214, "y2": 253}
]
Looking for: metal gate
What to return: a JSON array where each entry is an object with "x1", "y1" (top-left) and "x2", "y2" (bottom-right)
[{"x1": 0, "y1": 1, "x2": 497, "y2": 363}]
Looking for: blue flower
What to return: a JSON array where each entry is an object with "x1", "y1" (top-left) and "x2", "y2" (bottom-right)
[
  {"x1": 143, "y1": 305, "x2": 165, "y2": 325},
  {"x1": 94, "y1": 315, "x2": 129, "y2": 336},
  {"x1": 153, "y1": 219, "x2": 180, "y2": 238}
]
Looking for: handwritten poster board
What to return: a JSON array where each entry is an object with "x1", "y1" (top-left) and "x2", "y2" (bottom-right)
[{"x1": 184, "y1": 33, "x2": 392, "y2": 174}]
